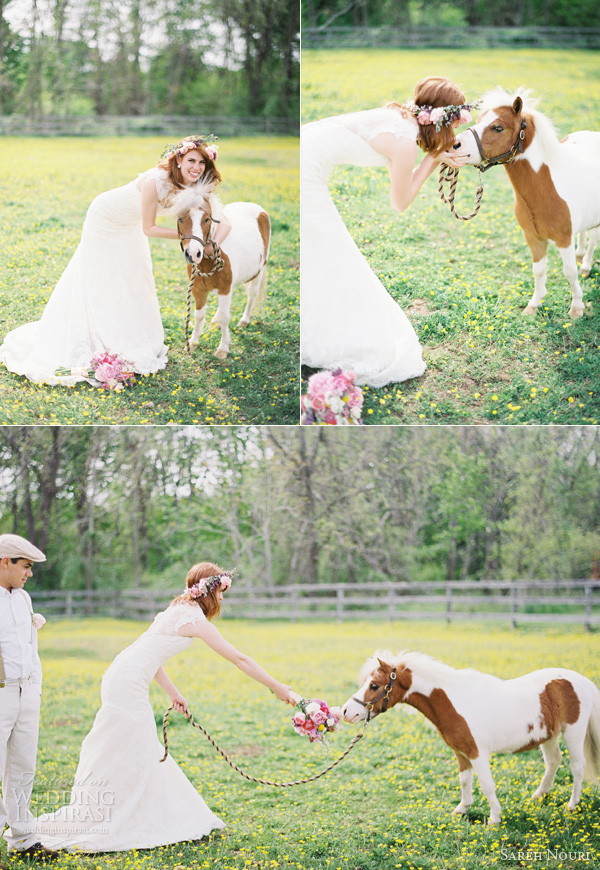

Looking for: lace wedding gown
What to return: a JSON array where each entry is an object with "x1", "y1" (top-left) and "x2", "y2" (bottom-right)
[
  {"x1": 301, "y1": 107, "x2": 427, "y2": 387},
  {"x1": 0, "y1": 168, "x2": 178, "y2": 385},
  {"x1": 37, "y1": 603, "x2": 225, "y2": 852}
]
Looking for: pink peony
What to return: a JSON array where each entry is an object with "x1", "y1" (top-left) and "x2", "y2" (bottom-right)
[
  {"x1": 307, "y1": 370, "x2": 335, "y2": 400},
  {"x1": 94, "y1": 363, "x2": 119, "y2": 383},
  {"x1": 430, "y1": 108, "x2": 445, "y2": 123},
  {"x1": 417, "y1": 110, "x2": 431, "y2": 125},
  {"x1": 460, "y1": 109, "x2": 472, "y2": 124}
]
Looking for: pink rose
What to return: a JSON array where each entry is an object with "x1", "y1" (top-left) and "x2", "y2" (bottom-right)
[
  {"x1": 460, "y1": 109, "x2": 472, "y2": 124},
  {"x1": 430, "y1": 108, "x2": 444, "y2": 123},
  {"x1": 312, "y1": 710, "x2": 327, "y2": 726},
  {"x1": 417, "y1": 110, "x2": 431, "y2": 125},
  {"x1": 32, "y1": 613, "x2": 46, "y2": 630},
  {"x1": 94, "y1": 363, "x2": 117, "y2": 383},
  {"x1": 307, "y1": 370, "x2": 335, "y2": 400}
]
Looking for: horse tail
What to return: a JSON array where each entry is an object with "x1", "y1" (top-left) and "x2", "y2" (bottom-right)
[
  {"x1": 256, "y1": 263, "x2": 268, "y2": 308},
  {"x1": 583, "y1": 684, "x2": 600, "y2": 783}
]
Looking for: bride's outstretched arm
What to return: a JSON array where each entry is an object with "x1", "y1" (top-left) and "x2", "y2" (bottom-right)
[
  {"x1": 154, "y1": 665, "x2": 189, "y2": 714},
  {"x1": 180, "y1": 620, "x2": 297, "y2": 705}
]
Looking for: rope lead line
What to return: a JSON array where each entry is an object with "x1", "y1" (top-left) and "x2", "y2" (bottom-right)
[
  {"x1": 160, "y1": 705, "x2": 369, "y2": 787},
  {"x1": 438, "y1": 165, "x2": 484, "y2": 221},
  {"x1": 184, "y1": 243, "x2": 225, "y2": 355}
]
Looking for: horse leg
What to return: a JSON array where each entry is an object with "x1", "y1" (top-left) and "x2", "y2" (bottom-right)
[
  {"x1": 580, "y1": 227, "x2": 600, "y2": 279},
  {"x1": 190, "y1": 286, "x2": 210, "y2": 351},
  {"x1": 562, "y1": 725, "x2": 587, "y2": 809},
  {"x1": 238, "y1": 266, "x2": 268, "y2": 329},
  {"x1": 522, "y1": 238, "x2": 549, "y2": 316},
  {"x1": 556, "y1": 242, "x2": 585, "y2": 317},
  {"x1": 451, "y1": 752, "x2": 474, "y2": 816},
  {"x1": 213, "y1": 292, "x2": 232, "y2": 360},
  {"x1": 575, "y1": 232, "x2": 587, "y2": 264},
  {"x1": 471, "y1": 755, "x2": 502, "y2": 824},
  {"x1": 532, "y1": 736, "x2": 562, "y2": 801}
]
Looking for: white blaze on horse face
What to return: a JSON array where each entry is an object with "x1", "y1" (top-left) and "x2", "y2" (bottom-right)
[
  {"x1": 186, "y1": 208, "x2": 205, "y2": 263},
  {"x1": 451, "y1": 111, "x2": 499, "y2": 165},
  {"x1": 341, "y1": 680, "x2": 370, "y2": 723}
]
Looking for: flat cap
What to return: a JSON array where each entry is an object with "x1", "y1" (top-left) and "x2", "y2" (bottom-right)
[{"x1": 0, "y1": 534, "x2": 46, "y2": 562}]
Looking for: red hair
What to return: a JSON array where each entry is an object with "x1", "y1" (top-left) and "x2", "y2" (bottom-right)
[
  {"x1": 171, "y1": 561, "x2": 226, "y2": 621},
  {"x1": 387, "y1": 76, "x2": 466, "y2": 155},
  {"x1": 158, "y1": 142, "x2": 222, "y2": 190}
]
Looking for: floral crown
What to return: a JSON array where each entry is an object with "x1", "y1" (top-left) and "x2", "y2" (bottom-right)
[
  {"x1": 186, "y1": 571, "x2": 234, "y2": 600},
  {"x1": 161, "y1": 135, "x2": 219, "y2": 163},
  {"x1": 406, "y1": 99, "x2": 480, "y2": 132}
]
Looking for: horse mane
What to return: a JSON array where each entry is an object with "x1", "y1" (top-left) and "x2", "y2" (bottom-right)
[
  {"x1": 171, "y1": 178, "x2": 217, "y2": 216},
  {"x1": 360, "y1": 649, "x2": 480, "y2": 686},
  {"x1": 478, "y1": 86, "x2": 562, "y2": 161}
]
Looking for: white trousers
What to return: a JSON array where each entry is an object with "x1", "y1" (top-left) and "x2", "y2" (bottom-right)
[{"x1": 0, "y1": 681, "x2": 41, "y2": 851}]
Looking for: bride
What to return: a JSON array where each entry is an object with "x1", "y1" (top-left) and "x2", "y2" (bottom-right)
[
  {"x1": 0, "y1": 136, "x2": 231, "y2": 386},
  {"x1": 301, "y1": 76, "x2": 472, "y2": 387},
  {"x1": 36, "y1": 563, "x2": 296, "y2": 852}
]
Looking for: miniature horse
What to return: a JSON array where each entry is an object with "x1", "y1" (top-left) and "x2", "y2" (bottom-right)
[
  {"x1": 451, "y1": 88, "x2": 600, "y2": 317},
  {"x1": 343, "y1": 651, "x2": 600, "y2": 824},
  {"x1": 173, "y1": 184, "x2": 270, "y2": 359}
]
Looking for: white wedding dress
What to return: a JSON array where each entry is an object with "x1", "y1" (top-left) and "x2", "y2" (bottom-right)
[
  {"x1": 0, "y1": 168, "x2": 178, "y2": 386},
  {"x1": 301, "y1": 107, "x2": 427, "y2": 387},
  {"x1": 37, "y1": 603, "x2": 225, "y2": 852}
]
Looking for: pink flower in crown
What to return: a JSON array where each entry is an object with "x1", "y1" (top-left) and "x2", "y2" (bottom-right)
[
  {"x1": 430, "y1": 108, "x2": 445, "y2": 124},
  {"x1": 306, "y1": 370, "x2": 335, "y2": 400},
  {"x1": 460, "y1": 108, "x2": 472, "y2": 124},
  {"x1": 417, "y1": 109, "x2": 431, "y2": 125},
  {"x1": 205, "y1": 146, "x2": 218, "y2": 161}
]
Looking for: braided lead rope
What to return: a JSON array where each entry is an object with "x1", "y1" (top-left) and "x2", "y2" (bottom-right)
[
  {"x1": 160, "y1": 705, "x2": 369, "y2": 787},
  {"x1": 438, "y1": 165, "x2": 484, "y2": 221},
  {"x1": 183, "y1": 245, "x2": 225, "y2": 355}
]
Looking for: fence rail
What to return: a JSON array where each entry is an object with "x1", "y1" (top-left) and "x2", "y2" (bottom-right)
[
  {"x1": 0, "y1": 114, "x2": 298, "y2": 137},
  {"x1": 301, "y1": 26, "x2": 600, "y2": 50},
  {"x1": 29, "y1": 580, "x2": 600, "y2": 629}
]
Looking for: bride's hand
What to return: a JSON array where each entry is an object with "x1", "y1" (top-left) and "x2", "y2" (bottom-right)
[
  {"x1": 437, "y1": 150, "x2": 471, "y2": 169},
  {"x1": 171, "y1": 692, "x2": 190, "y2": 716},
  {"x1": 272, "y1": 683, "x2": 298, "y2": 705}
]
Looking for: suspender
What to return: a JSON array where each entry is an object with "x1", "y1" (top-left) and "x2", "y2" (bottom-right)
[{"x1": 0, "y1": 589, "x2": 35, "y2": 689}]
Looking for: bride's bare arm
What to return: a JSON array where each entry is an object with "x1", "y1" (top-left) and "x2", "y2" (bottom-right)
[
  {"x1": 179, "y1": 619, "x2": 296, "y2": 704},
  {"x1": 371, "y1": 132, "x2": 468, "y2": 213},
  {"x1": 140, "y1": 178, "x2": 179, "y2": 239},
  {"x1": 153, "y1": 665, "x2": 189, "y2": 714}
]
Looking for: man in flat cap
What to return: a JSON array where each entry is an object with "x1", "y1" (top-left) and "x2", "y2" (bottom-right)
[{"x1": 0, "y1": 534, "x2": 58, "y2": 862}]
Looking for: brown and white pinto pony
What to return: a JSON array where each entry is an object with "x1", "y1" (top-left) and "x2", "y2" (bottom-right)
[
  {"x1": 174, "y1": 184, "x2": 270, "y2": 359},
  {"x1": 343, "y1": 651, "x2": 600, "y2": 824},
  {"x1": 451, "y1": 88, "x2": 600, "y2": 317}
]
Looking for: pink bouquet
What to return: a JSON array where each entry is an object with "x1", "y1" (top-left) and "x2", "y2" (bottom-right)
[
  {"x1": 56, "y1": 353, "x2": 135, "y2": 390},
  {"x1": 301, "y1": 368, "x2": 364, "y2": 425},
  {"x1": 292, "y1": 698, "x2": 341, "y2": 744}
]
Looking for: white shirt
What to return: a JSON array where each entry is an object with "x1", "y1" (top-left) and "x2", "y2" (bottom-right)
[{"x1": 0, "y1": 586, "x2": 42, "y2": 690}]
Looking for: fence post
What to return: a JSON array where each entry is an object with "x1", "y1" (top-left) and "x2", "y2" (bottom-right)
[
  {"x1": 291, "y1": 586, "x2": 298, "y2": 623},
  {"x1": 445, "y1": 585, "x2": 452, "y2": 623},
  {"x1": 585, "y1": 582, "x2": 592, "y2": 632},
  {"x1": 337, "y1": 587, "x2": 345, "y2": 623},
  {"x1": 510, "y1": 582, "x2": 517, "y2": 629},
  {"x1": 66, "y1": 591, "x2": 73, "y2": 619}
]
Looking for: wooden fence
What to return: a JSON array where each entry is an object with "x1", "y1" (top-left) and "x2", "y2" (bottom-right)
[
  {"x1": 301, "y1": 26, "x2": 600, "y2": 50},
  {"x1": 29, "y1": 580, "x2": 600, "y2": 629},
  {"x1": 0, "y1": 114, "x2": 298, "y2": 137}
]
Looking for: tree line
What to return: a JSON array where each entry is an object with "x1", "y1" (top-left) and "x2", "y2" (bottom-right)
[
  {"x1": 0, "y1": 0, "x2": 299, "y2": 118},
  {"x1": 303, "y1": 0, "x2": 599, "y2": 29},
  {"x1": 1, "y1": 426, "x2": 599, "y2": 593}
]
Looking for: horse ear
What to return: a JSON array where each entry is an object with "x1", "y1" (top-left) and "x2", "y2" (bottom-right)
[
  {"x1": 377, "y1": 658, "x2": 391, "y2": 671},
  {"x1": 512, "y1": 96, "x2": 523, "y2": 116}
]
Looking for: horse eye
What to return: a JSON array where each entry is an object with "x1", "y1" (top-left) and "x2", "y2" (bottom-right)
[
  {"x1": 492, "y1": 125, "x2": 504, "y2": 133},
  {"x1": 369, "y1": 683, "x2": 379, "y2": 691}
]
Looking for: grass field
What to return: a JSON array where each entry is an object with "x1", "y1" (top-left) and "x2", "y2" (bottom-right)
[
  {"x1": 5, "y1": 617, "x2": 599, "y2": 870},
  {"x1": 0, "y1": 136, "x2": 299, "y2": 425},
  {"x1": 301, "y1": 49, "x2": 600, "y2": 424}
]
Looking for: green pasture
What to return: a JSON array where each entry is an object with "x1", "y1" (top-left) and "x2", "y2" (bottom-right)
[
  {"x1": 301, "y1": 49, "x2": 600, "y2": 424},
  {"x1": 0, "y1": 137, "x2": 299, "y2": 425},
  {"x1": 5, "y1": 617, "x2": 599, "y2": 870}
]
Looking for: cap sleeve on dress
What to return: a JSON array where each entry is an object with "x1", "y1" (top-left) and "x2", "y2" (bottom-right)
[
  {"x1": 366, "y1": 110, "x2": 418, "y2": 143},
  {"x1": 149, "y1": 602, "x2": 206, "y2": 636},
  {"x1": 138, "y1": 167, "x2": 173, "y2": 205}
]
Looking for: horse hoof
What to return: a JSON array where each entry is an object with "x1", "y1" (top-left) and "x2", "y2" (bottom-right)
[
  {"x1": 215, "y1": 348, "x2": 228, "y2": 360},
  {"x1": 237, "y1": 318, "x2": 250, "y2": 329},
  {"x1": 579, "y1": 269, "x2": 590, "y2": 279},
  {"x1": 522, "y1": 305, "x2": 538, "y2": 316},
  {"x1": 451, "y1": 806, "x2": 467, "y2": 816},
  {"x1": 569, "y1": 306, "x2": 584, "y2": 318},
  {"x1": 531, "y1": 791, "x2": 545, "y2": 802}
]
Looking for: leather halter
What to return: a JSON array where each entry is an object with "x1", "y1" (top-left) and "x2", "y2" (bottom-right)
[
  {"x1": 469, "y1": 118, "x2": 527, "y2": 173},
  {"x1": 351, "y1": 667, "x2": 397, "y2": 721},
  {"x1": 177, "y1": 214, "x2": 220, "y2": 254}
]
